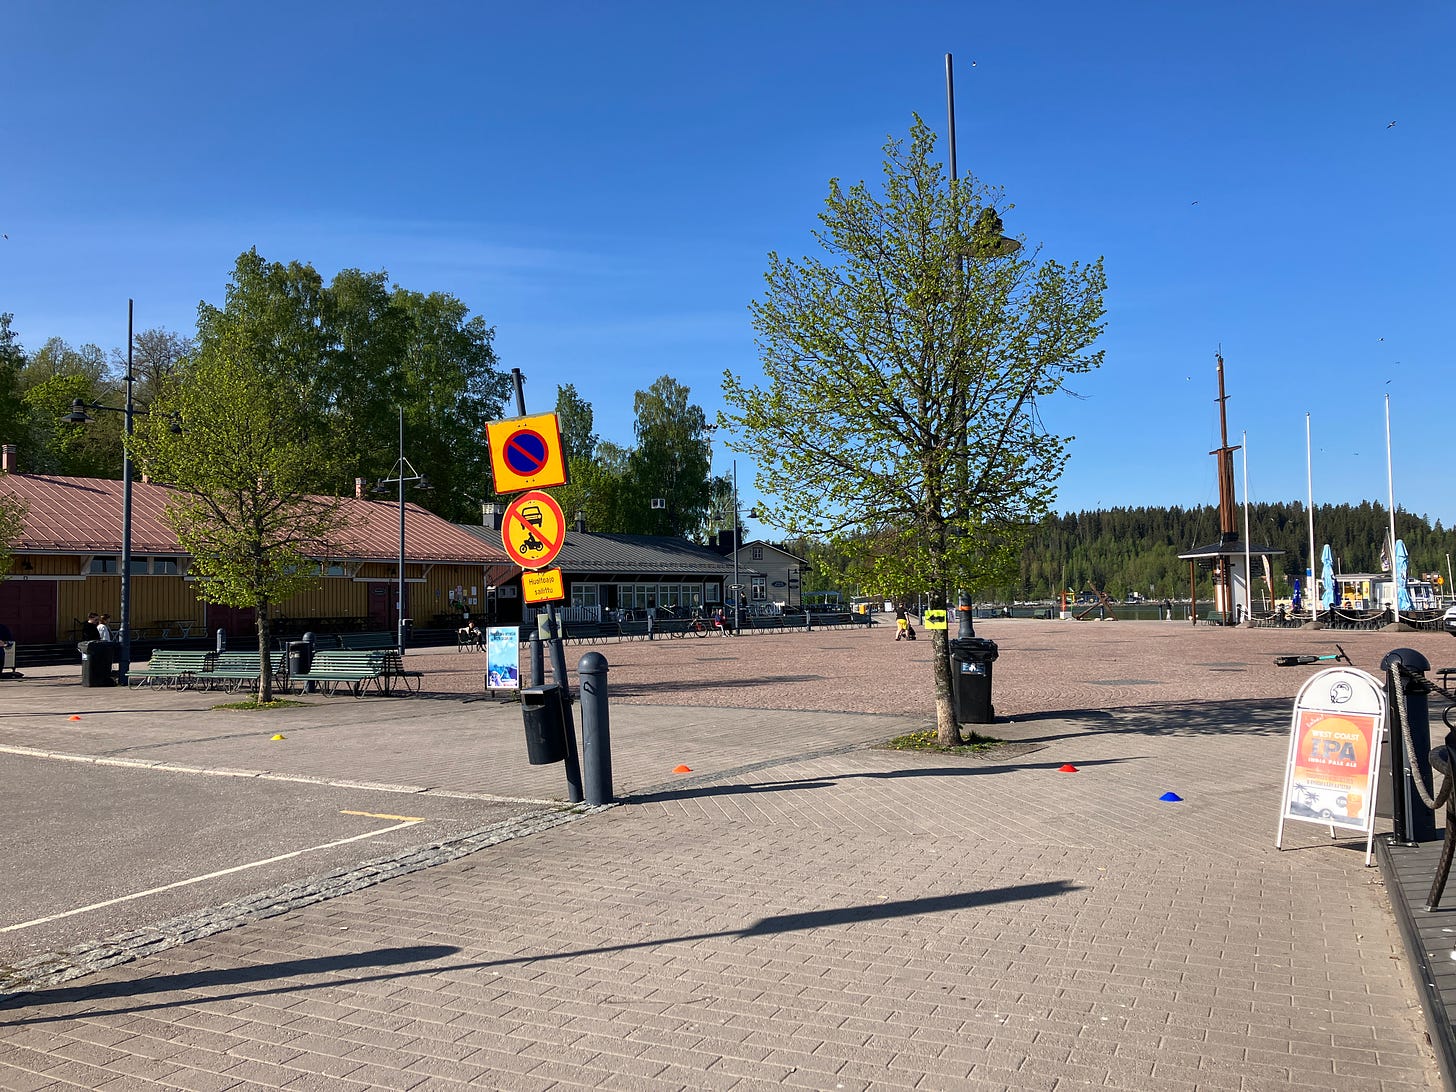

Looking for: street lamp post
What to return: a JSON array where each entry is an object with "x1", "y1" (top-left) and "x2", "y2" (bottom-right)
[
  {"x1": 63, "y1": 301, "x2": 149, "y2": 684},
  {"x1": 375, "y1": 407, "x2": 425, "y2": 656}
]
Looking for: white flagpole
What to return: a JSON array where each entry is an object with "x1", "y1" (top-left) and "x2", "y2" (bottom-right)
[
  {"x1": 1306, "y1": 413, "x2": 1317, "y2": 624},
  {"x1": 1386, "y1": 395, "x2": 1399, "y2": 627},
  {"x1": 1242, "y1": 430, "x2": 1252, "y2": 622}
]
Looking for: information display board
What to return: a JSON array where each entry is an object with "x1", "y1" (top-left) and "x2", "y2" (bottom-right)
[
  {"x1": 485, "y1": 626, "x2": 520, "y2": 692},
  {"x1": 1275, "y1": 665, "x2": 1386, "y2": 864}
]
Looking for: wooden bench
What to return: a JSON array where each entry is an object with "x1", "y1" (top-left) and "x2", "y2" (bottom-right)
[
  {"x1": 291, "y1": 650, "x2": 388, "y2": 696},
  {"x1": 130, "y1": 649, "x2": 210, "y2": 689}
]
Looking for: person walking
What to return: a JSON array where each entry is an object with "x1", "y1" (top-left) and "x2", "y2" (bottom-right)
[{"x1": 894, "y1": 604, "x2": 908, "y2": 641}]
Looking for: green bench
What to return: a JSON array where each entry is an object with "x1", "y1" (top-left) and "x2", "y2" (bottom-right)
[
  {"x1": 291, "y1": 650, "x2": 389, "y2": 696},
  {"x1": 200, "y1": 652, "x2": 286, "y2": 692},
  {"x1": 379, "y1": 651, "x2": 423, "y2": 694},
  {"x1": 130, "y1": 650, "x2": 210, "y2": 690},
  {"x1": 338, "y1": 632, "x2": 399, "y2": 651}
]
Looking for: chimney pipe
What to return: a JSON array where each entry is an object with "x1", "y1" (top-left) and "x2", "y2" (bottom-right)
[
  {"x1": 1, "y1": 444, "x2": 16, "y2": 474},
  {"x1": 355, "y1": 477, "x2": 366, "y2": 499},
  {"x1": 482, "y1": 501, "x2": 502, "y2": 530}
]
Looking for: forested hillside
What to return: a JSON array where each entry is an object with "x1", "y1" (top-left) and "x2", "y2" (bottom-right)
[
  {"x1": 1005, "y1": 502, "x2": 1452, "y2": 602},
  {"x1": 787, "y1": 502, "x2": 1454, "y2": 604}
]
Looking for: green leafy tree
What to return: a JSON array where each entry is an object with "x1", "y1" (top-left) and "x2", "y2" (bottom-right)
[
  {"x1": 548, "y1": 384, "x2": 600, "y2": 528},
  {"x1": 629, "y1": 376, "x2": 712, "y2": 537},
  {"x1": 0, "y1": 490, "x2": 28, "y2": 582},
  {"x1": 132, "y1": 312, "x2": 352, "y2": 704},
  {"x1": 723, "y1": 117, "x2": 1106, "y2": 743},
  {"x1": 0, "y1": 314, "x2": 34, "y2": 461},
  {"x1": 200, "y1": 251, "x2": 508, "y2": 524}
]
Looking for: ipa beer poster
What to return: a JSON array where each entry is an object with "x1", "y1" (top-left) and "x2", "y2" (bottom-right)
[
  {"x1": 1276, "y1": 665, "x2": 1386, "y2": 861},
  {"x1": 1285, "y1": 709, "x2": 1379, "y2": 829}
]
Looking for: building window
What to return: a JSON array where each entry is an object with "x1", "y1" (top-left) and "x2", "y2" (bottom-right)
[
  {"x1": 751, "y1": 546, "x2": 764, "y2": 561},
  {"x1": 571, "y1": 584, "x2": 600, "y2": 609},
  {"x1": 751, "y1": 575, "x2": 767, "y2": 601},
  {"x1": 89, "y1": 556, "x2": 118, "y2": 574},
  {"x1": 153, "y1": 557, "x2": 181, "y2": 575},
  {"x1": 704, "y1": 583, "x2": 721, "y2": 604}
]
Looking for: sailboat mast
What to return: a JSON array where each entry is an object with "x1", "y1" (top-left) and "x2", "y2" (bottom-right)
[{"x1": 1212, "y1": 352, "x2": 1241, "y2": 543}]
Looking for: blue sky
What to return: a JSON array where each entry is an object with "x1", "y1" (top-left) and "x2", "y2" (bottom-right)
[{"x1": 4, "y1": 2, "x2": 1453, "y2": 538}]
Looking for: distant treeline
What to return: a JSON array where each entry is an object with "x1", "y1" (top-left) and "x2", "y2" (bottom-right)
[{"x1": 997, "y1": 502, "x2": 1452, "y2": 602}]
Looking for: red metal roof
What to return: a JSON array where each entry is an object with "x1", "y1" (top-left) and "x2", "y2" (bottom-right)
[{"x1": 0, "y1": 474, "x2": 509, "y2": 565}]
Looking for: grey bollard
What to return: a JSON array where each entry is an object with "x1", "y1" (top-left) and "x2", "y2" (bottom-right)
[
  {"x1": 578, "y1": 652, "x2": 613, "y2": 805},
  {"x1": 216, "y1": 628, "x2": 226, "y2": 653}
]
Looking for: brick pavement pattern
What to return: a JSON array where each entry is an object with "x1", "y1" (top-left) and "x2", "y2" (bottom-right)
[{"x1": 1, "y1": 620, "x2": 1448, "y2": 1089}]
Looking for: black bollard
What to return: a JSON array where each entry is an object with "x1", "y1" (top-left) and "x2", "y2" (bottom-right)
[
  {"x1": 578, "y1": 652, "x2": 613, "y2": 805},
  {"x1": 529, "y1": 631, "x2": 544, "y2": 688},
  {"x1": 1382, "y1": 647, "x2": 1435, "y2": 844},
  {"x1": 543, "y1": 608, "x2": 582, "y2": 803}
]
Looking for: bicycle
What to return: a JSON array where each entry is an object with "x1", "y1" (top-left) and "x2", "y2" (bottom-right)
[{"x1": 664, "y1": 609, "x2": 708, "y2": 638}]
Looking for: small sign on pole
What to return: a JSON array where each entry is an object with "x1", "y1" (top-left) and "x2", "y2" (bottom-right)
[
  {"x1": 500, "y1": 490, "x2": 566, "y2": 570},
  {"x1": 486, "y1": 413, "x2": 568, "y2": 493},
  {"x1": 1275, "y1": 665, "x2": 1386, "y2": 865},
  {"x1": 522, "y1": 568, "x2": 565, "y2": 604},
  {"x1": 923, "y1": 609, "x2": 948, "y2": 630}
]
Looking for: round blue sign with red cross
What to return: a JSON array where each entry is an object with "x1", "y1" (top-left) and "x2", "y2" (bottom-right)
[{"x1": 503, "y1": 430, "x2": 549, "y2": 477}]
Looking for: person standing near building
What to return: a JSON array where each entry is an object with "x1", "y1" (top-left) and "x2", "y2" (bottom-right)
[
  {"x1": 82, "y1": 613, "x2": 101, "y2": 641},
  {"x1": 96, "y1": 614, "x2": 113, "y2": 641},
  {"x1": 0, "y1": 620, "x2": 18, "y2": 679}
]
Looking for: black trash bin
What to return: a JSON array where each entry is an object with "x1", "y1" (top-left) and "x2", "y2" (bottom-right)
[
  {"x1": 80, "y1": 640, "x2": 116, "y2": 687},
  {"x1": 949, "y1": 636, "x2": 999, "y2": 725},
  {"x1": 521, "y1": 684, "x2": 568, "y2": 765},
  {"x1": 288, "y1": 640, "x2": 313, "y2": 679}
]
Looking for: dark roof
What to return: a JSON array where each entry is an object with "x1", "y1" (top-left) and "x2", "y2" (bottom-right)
[
  {"x1": 0, "y1": 473, "x2": 510, "y2": 565},
  {"x1": 1177, "y1": 540, "x2": 1285, "y2": 561},
  {"x1": 456, "y1": 526, "x2": 736, "y2": 577}
]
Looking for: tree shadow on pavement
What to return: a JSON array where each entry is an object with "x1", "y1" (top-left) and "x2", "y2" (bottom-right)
[
  {"x1": 626, "y1": 757, "x2": 1138, "y2": 804},
  {"x1": 1002, "y1": 697, "x2": 1289, "y2": 744},
  {"x1": 2, "y1": 880, "x2": 1077, "y2": 1023},
  {"x1": 608, "y1": 675, "x2": 826, "y2": 696}
]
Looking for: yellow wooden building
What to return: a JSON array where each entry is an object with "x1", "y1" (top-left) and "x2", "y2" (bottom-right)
[{"x1": 0, "y1": 463, "x2": 513, "y2": 644}]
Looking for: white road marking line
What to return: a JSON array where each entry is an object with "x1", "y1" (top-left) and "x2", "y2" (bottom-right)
[
  {"x1": 0, "y1": 819, "x2": 424, "y2": 933},
  {"x1": 0, "y1": 744, "x2": 560, "y2": 806}
]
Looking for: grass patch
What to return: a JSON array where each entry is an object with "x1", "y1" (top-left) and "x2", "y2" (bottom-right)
[
  {"x1": 212, "y1": 699, "x2": 309, "y2": 711},
  {"x1": 882, "y1": 728, "x2": 1005, "y2": 755}
]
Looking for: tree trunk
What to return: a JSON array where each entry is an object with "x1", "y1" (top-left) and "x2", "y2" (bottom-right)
[
  {"x1": 256, "y1": 601, "x2": 272, "y2": 704},
  {"x1": 933, "y1": 626, "x2": 961, "y2": 746}
]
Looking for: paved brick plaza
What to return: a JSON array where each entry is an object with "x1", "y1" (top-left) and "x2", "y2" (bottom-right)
[{"x1": 1, "y1": 619, "x2": 1451, "y2": 1089}]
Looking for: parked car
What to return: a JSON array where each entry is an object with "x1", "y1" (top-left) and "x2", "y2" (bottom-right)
[{"x1": 1443, "y1": 605, "x2": 1456, "y2": 638}]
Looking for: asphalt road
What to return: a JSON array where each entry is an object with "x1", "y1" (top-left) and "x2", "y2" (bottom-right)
[{"x1": 0, "y1": 752, "x2": 532, "y2": 966}]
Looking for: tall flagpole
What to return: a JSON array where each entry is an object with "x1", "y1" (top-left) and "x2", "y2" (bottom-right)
[
  {"x1": 1306, "y1": 413, "x2": 1317, "y2": 624},
  {"x1": 1386, "y1": 394, "x2": 1399, "y2": 627},
  {"x1": 1241, "y1": 431, "x2": 1251, "y2": 623}
]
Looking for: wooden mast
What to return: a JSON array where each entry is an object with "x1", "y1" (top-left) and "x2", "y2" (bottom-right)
[{"x1": 1209, "y1": 352, "x2": 1241, "y2": 618}]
